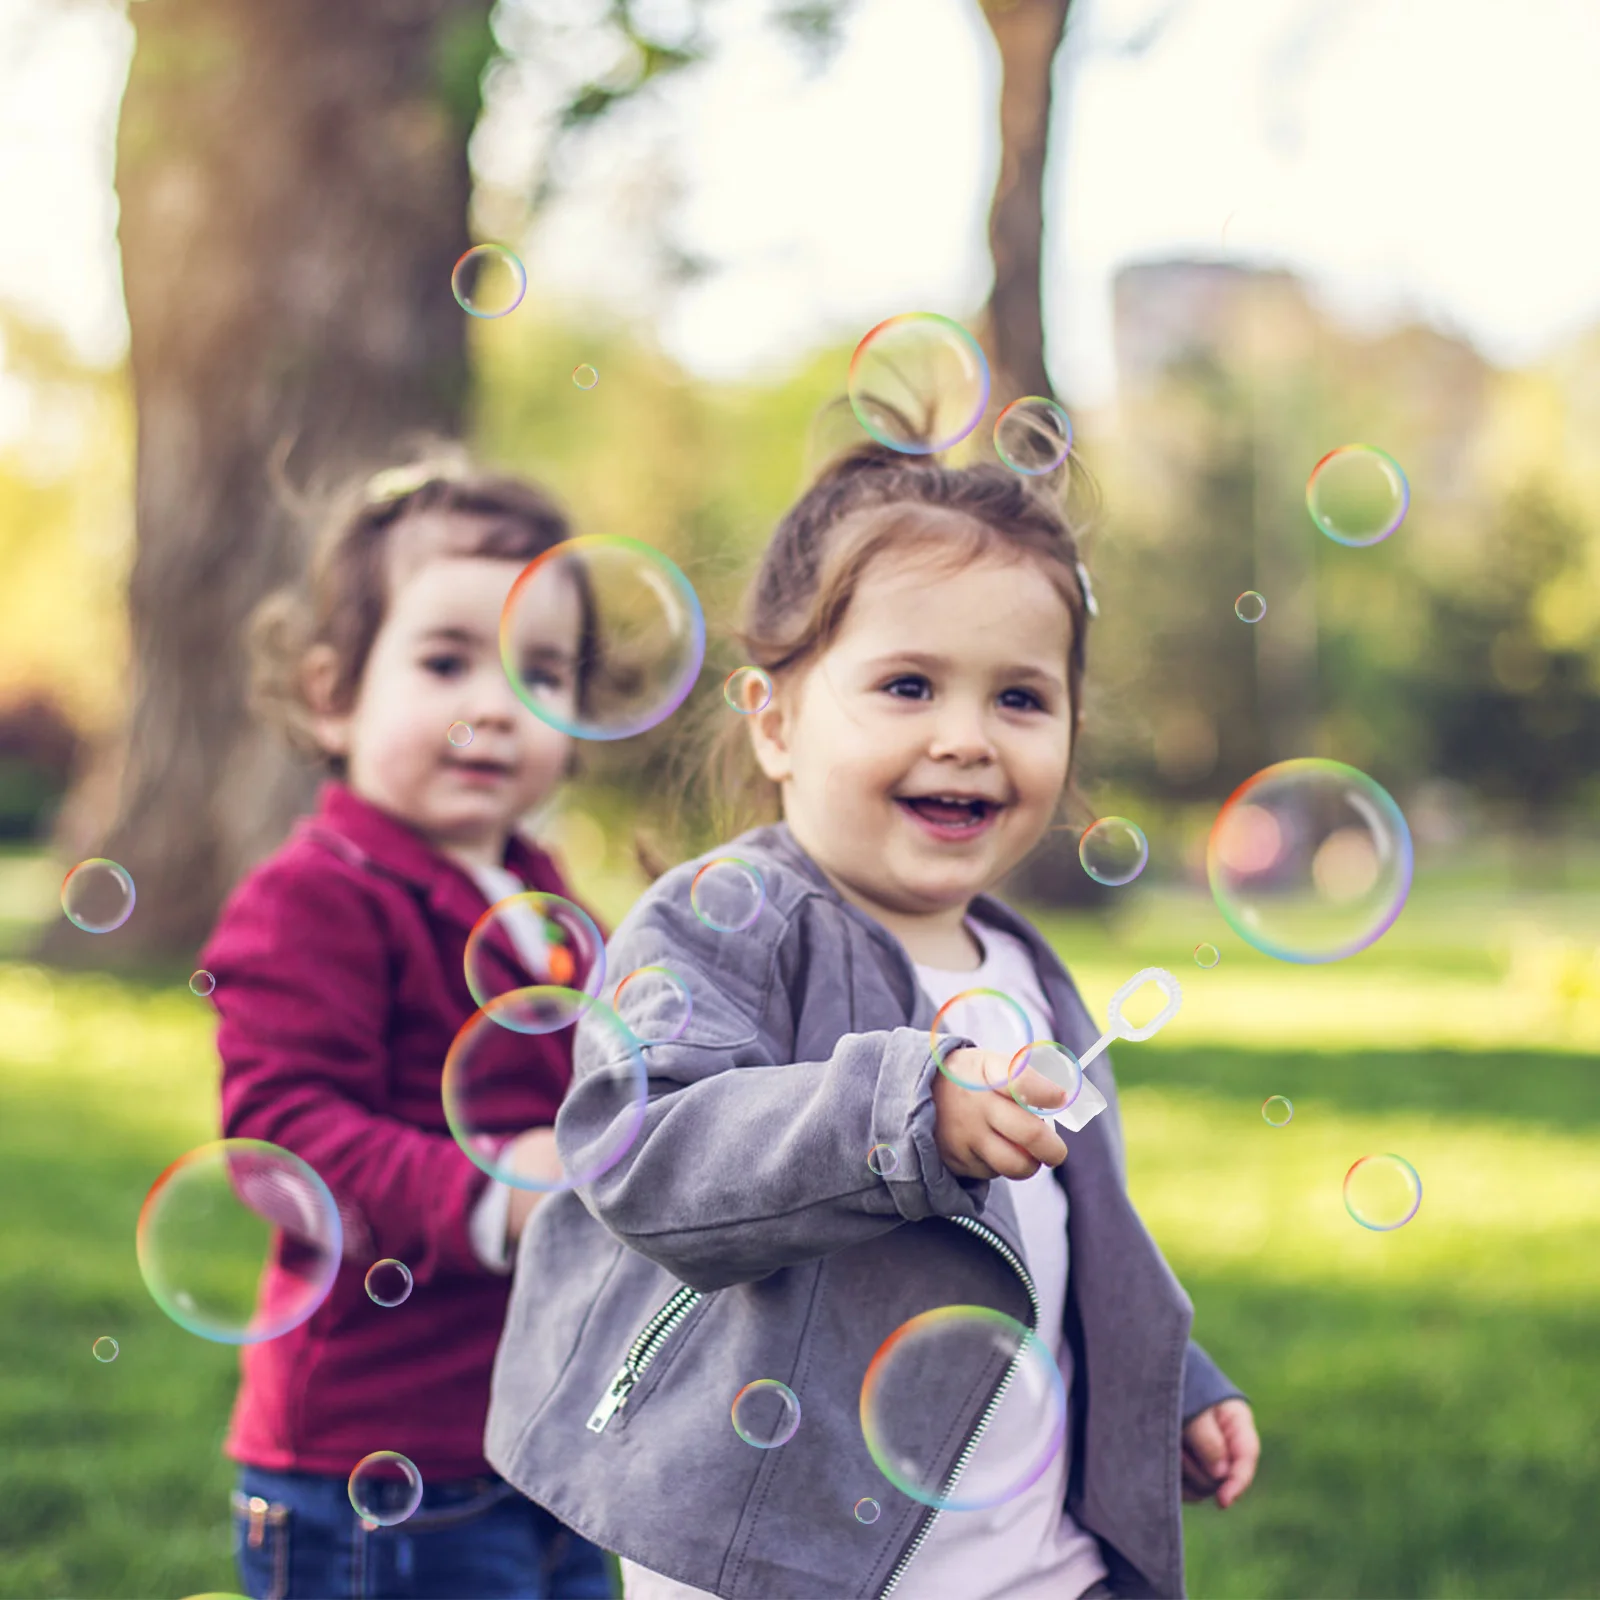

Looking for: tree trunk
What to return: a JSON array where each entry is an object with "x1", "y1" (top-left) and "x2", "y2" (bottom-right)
[
  {"x1": 42, "y1": 0, "x2": 489, "y2": 967},
  {"x1": 977, "y1": 0, "x2": 1074, "y2": 407}
]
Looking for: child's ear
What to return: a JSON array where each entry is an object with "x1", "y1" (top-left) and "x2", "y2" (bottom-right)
[
  {"x1": 301, "y1": 644, "x2": 352, "y2": 759},
  {"x1": 745, "y1": 684, "x2": 792, "y2": 784}
]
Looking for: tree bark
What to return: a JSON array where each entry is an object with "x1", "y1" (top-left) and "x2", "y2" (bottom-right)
[
  {"x1": 977, "y1": 0, "x2": 1074, "y2": 407},
  {"x1": 43, "y1": 0, "x2": 489, "y2": 966}
]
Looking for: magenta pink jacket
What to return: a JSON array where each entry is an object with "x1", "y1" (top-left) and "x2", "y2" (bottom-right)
[{"x1": 201, "y1": 781, "x2": 590, "y2": 1479}]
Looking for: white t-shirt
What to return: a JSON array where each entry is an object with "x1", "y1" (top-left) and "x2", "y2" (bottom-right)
[{"x1": 622, "y1": 920, "x2": 1108, "y2": 1600}]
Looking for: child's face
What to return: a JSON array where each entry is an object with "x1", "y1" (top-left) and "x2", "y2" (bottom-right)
[
  {"x1": 749, "y1": 545, "x2": 1074, "y2": 927},
  {"x1": 311, "y1": 551, "x2": 578, "y2": 865}
]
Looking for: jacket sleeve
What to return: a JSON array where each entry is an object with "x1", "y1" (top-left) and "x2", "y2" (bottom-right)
[
  {"x1": 559, "y1": 884, "x2": 985, "y2": 1291},
  {"x1": 1182, "y1": 1339, "x2": 1249, "y2": 1422},
  {"x1": 204, "y1": 856, "x2": 493, "y2": 1282}
]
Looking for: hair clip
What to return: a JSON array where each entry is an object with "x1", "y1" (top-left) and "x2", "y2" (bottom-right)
[
  {"x1": 362, "y1": 464, "x2": 438, "y2": 506},
  {"x1": 1076, "y1": 559, "x2": 1100, "y2": 619}
]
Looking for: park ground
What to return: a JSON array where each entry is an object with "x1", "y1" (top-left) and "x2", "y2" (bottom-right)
[{"x1": 0, "y1": 843, "x2": 1596, "y2": 1598}]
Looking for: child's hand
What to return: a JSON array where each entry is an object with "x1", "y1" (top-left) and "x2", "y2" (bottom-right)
[
  {"x1": 932, "y1": 1050, "x2": 1069, "y2": 1180},
  {"x1": 1181, "y1": 1398, "x2": 1260, "y2": 1509},
  {"x1": 503, "y1": 1127, "x2": 564, "y2": 1245}
]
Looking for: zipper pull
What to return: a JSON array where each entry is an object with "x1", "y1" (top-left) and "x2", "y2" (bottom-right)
[{"x1": 585, "y1": 1365, "x2": 637, "y2": 1433}]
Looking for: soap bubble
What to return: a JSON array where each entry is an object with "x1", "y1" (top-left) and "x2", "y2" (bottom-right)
[
  {"x1": 444, "y1": 993, "x2": 646, "y2": 1192},
  {"x1": 866, "y1": 1143, "x2": 899, "y2": 1177},
  {"x1": 613, "y1": 965, "x2": 693, "y2": 1045},
  {"x1": 572, "y1": 364, "x2": 599, "y2": 390},
  {"x1": 854, "y1": 1497, "x2": 882, "y2": 1525},
  {"x1": 451, "y1": 244, "x2": 526, "y2": 319},
  {"x1": 731, "y1": 1379, "x2": 801, "y2": 1448},
  {"x1": 848, "y1": 314, "x2": 989, "y2": 455},
  {"x1": 1307, "y1": 445, "x2": 1409, "y2": 547},
  {"x1": 189, "y1": 970, "x2": 216, "y2": 997},
  {"x1": 348, "y1": 1451, "x2": 423, "y2": 1529},
  {"x1": 723, "y1": 666, "x2": 773, "y2": 714},
  {"x1": 929, "y1": 988, "x2": 1032, "y2": 1089},
  {"x1": 1208, "y1": 759, "x2": 1413, "y2": 963},
  {"x1": 364, "y1": 1258, "x2": 413, "y2": 1308},
  {"x1": 1006, "y1": 1042, "x2": 1082, "y2": 1118},
  {"x1": 1193, "y1": 943, "x2": 1220, "y2": 969},
  {"x1": 92, "y1": 1336, "x2": 118, "y2": 1363},
  {"x1": 1235, "y1": 591, "x2": 1267, "y2": 623},
  {"x1": 447, "y1": 721, "x2": 473, "y2": 747},
  {"x1": 1079, "y1": 817, "x2": 1148, "y2": 887},
  {"x1": 501, "y1": 535, "x2": 705, "y2": 741},
  {"x1": 464, "y1": 891, "x2": 605, "y2": 1033},
  {"x1": 1343, "y1": 1153, "x2": 1422, "y2": 1231},
  {"x1": 993, "y1": 397, "x2": 1072, "y2": 476},
  {"x1": 690, "y1": 857, "x2": 765, "y2": 933},
  {"x1": 137, "y1": 1139, "x2": 341, "y2": 1344},
  {"x1": 860, "y1": 1305, "x2": 1065, "y2": 1510},
  {"x1": 61, "y1": 859, "x2": 135, "y2": 933},
  {"x1": 1261, "y1": 1095, "x2": 1293, "y2": 1127}
]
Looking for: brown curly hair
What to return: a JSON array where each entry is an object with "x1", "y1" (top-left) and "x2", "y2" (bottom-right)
[{"x1": 250, "y1": 450, "x2": 578, "y2": 772}]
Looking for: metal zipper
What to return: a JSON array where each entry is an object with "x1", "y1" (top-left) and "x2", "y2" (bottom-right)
[
  {"x1": 586, "y1": 1283, "x2": 704, "y2": 1433},
  {"x1": 879, "y1": 1214, "x2": 1040, "y2": 1599}
]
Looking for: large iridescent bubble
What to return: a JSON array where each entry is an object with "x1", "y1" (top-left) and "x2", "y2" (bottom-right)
[
  {"x1": 847, "y1": 314, "x2": 990, "y2": 455},
  {"x1": 1208, "y1": 759, "x2": 1412, "y2": 963}
]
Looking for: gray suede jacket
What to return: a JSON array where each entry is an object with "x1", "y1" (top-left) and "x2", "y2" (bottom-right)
[{"x1": 485, "y1": 824, "x2": 1243, "y2": 1599}]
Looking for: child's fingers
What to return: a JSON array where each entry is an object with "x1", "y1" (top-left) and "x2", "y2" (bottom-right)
[
  {"x1": 972, "y1": 1132, "x2": 1045, "y2": 1182},
  {"x1": 1005, "y1": 1063, "x2": 1073, "y2": 1117},
  {"x1": 985, "y1": 1092, "x2": 1069, "y2": 1167}
]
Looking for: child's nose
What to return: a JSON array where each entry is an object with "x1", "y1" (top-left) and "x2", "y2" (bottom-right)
[
  {"x1": 464, "y1": 668, "x2": 522, "y2": 729},
  {"x1": 927, "y1": 703, "x2": 997, "y2": 764}
]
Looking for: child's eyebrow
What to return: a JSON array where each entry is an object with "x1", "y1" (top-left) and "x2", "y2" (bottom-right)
[
  {"x1": 418, "y1": 625, "x2": 482, "y2": 647},
  {"x1": 861, "y1": 650, "x2": 1067, "y2": 690}
]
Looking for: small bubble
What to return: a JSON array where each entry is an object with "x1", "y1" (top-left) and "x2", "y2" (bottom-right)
[
  {"x1": 1079, "y1": 817, "x2": 1149, "y2": 887},
  {"x1": 1261, "y1": 1095, "x2": 1293, "y2": 1127},
  {"x1": 364, "y1": 1258, "x2": 413, "y2": 1308},
  {"x1": 447, "y1": 721, "x2": 473, "y2": 747},
  {"x1": 1235, "y1": 590, "x2": 1267, "y2": 624},
  {"x1": 1343, "y1": 1153, "x2": 1422, "y2": 1230},
  {"x1": 690, "y1": 858, "x2": 765, "y2": 933},
  {"x1": 572, "y1": 364, "x2": 599, "y2": 390},
  {"x1": 451, "y1": 244, "x2": 527, "y2": 319},
  {"x1": 189, "y1": 969, "x2": 216, "y2": 997},
  {"x1": 867, "y1": 1143, "x2": 899, "y2": 1177},
  {"x1": 1193, "y1": 943, "x2": 1220, "y2": 969},
  {"x1": 61, "y1": 859, "x2": 136, "y2": 934},
  {"x1": 347, "y1": 1451, "x2": 424, "y2": 1527},
  {"x1": 854, "y1": 1497, "x2": 882, "y2": 1525},
  {"x1": 92, "y1": 1336, "x2": 119, "y2": 1363},
  {"x1": 723, "y1": 666, "x2": 773, "y2": 715},
  {"x1": 731, "y1": 1379, "x2": 801, "y2": 1448},
  {"x1": 994, "y1": 396, "x2": 1072, "y2": 476}
]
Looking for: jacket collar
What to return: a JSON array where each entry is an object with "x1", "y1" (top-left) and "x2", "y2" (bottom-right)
[{"x1": 303, "y1": 781, "x2": 559, "y2": 934}]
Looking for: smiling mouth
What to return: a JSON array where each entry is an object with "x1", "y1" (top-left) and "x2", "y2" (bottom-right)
[{"x1": 896, "y1": 795, "x2": 1004, "y2": 830}]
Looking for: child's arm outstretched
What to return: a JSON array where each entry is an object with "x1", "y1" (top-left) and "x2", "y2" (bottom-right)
[{"x1": 558, "y1": 882, "x2": 1066, "y2": 1291}]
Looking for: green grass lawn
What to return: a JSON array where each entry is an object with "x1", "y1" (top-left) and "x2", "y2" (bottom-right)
[{"x1": 1, "y1": 863, "x2": 1597, "y2": 1597}]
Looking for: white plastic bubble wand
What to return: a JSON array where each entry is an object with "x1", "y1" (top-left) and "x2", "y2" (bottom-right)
[{"x1": 1024, "y1": 967, "x2": 1184, "y2": 1131}]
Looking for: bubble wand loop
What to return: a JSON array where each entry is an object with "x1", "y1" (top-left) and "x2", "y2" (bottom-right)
[{"x1": 1077, "y1": 967, "x2": 1184, "y2": 1068}]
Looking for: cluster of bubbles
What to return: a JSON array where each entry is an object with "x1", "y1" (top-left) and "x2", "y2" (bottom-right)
[
  {"x1": 348, "y1": 1450, "x2": 424, "y2": 1529},
  {"x1": 61, "y1": 859, "x2": 135, "y2": 933},
  {"x1": 731, "y1": 1379, "x2": 801, "y2": 1449}
]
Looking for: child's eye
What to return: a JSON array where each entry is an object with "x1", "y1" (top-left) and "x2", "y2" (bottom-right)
[
  {"x1": 882, "y1": 675, "x2": 932, "y2": 701},
  {"x1": 421, "y1": 653, "x2": 467, "y2": 679},
  {"x1": 999, "y1": 686, "x2": 1048, "y2": 713},
  {"x1": 522, "y1": 663, "x2": 571, "y2": 693}
]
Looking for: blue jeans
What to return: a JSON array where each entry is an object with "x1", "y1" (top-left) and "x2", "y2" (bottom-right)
[{"x1": 232, "y1": 1464, "x2": 617, "y2": 1600}]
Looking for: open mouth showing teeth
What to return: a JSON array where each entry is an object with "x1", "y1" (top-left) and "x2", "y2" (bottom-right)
[{"x1": 898, "y1": 795, "x2": 999, "y2": 826}]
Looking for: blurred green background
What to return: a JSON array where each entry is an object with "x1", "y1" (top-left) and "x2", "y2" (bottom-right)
[{"x1": 2, "y1": 0, "x2": 1598, "y2": 1596}]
